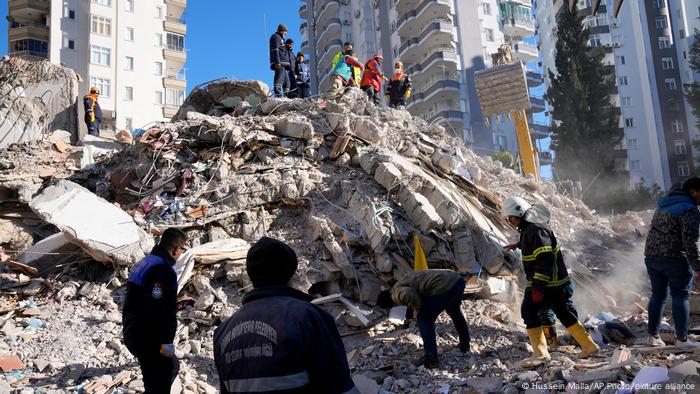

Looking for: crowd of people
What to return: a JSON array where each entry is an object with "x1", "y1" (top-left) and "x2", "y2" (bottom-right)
[{"x1": 269, "y1": 24, "x2": 411, "y2": 108}]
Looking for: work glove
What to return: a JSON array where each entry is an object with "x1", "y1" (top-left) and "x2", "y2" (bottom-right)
[
  {"x1": 275, "y1": 64, "x2": 281, "y2": 70},
  {"x1": 160, "y1": 344, "x2": 175, "y2": 357},
  {"x1": 404, "y1": 89, "x2": 411, "y2": 99},
  {"x1": 531, "y1": 287, "x2": 545, "y2": 304},
  {"x1": 90, "y1": 113, "x2": 95, "y2": 123},
  {"x1": 503, "y1": 243, "x2": 518, "y2": 251},
  {"x1": 384, "y1": 94, "x2": 390, "y2": 102}
]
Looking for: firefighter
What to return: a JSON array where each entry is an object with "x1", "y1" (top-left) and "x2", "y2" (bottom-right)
[
  {"x1": 360, "y1": 53, "x2": 387, "y2": 105},
  {"x1": 385, "y1": 61, "x2": 412, "y2": 108},
  {"x1": 501, "y1": 196, "x2": 599, "y2": 369},
  {"x1": 83, "y1": 87, "x2": 103, "y2": 136}
]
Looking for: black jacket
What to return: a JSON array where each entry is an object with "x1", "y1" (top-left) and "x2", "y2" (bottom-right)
[
  {"x1": 518, "y1": 221, "x2": 569, "y2": 289},
  {"x1": 122, "y1": 246, "x2": 178, "y2": 351},
  {"x1": 269, "y1": 32, "x2": 290, "y2": 69},
  {"x1": 83, "y1": 95, "x2": 102, "y2": 122},
  {"x1": 214, "y1": 286, "x2": 357, "y2": 394},
  {"x1": 386, "y1": 73, "x2": 412, "y2": 101}
]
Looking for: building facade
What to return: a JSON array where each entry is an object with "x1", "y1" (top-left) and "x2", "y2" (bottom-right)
[
  {"x1": 299, "y1": 0, "x2": 552, "y2": 173},
  {"x1": 7, "y1": 0, "x2": 187, "y2": 134}
]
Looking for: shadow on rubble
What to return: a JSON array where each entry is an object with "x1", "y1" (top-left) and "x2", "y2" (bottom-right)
[
  {"x1": 23, "y1": 361, "x2": 139, "y2": 389},
  {"x1": 179, "y1": 353, "x2": 220, "y2": 388}
]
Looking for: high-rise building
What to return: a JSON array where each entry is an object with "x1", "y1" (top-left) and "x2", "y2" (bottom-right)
[
  {"x1": 536, "y1": 0, "x2": 697, "y2": 189},
  {"x1": 300, "y1": 0, "x2": 552, "y2": 174},
  {"x1": 7, "y1": 0, "x2": 187, "y2": 134}
]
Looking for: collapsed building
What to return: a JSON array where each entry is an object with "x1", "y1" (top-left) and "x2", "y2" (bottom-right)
[{"x1": 0, "y1": 73, "x2": 698, "y2": 393}]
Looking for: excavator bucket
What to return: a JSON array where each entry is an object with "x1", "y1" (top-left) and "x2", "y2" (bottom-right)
[{"x1": 474, "y1": 61, "x2": 530, "y2": 118}]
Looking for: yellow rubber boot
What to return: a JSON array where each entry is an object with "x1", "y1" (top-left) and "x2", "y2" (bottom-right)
[
  {"x1": 567, "y1": 322, "x2": 600, "y2": 358},
  {"x1": 543, "y1": 325, "x2": 558, "y2": 348},
  {"x1": 520, "y1": 327, "x2": 551, "y2": 369}
]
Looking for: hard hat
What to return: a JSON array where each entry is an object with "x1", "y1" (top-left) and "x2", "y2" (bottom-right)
[
  {"x1": 394, "y1": 61, "x2": 403, "y2": 68},
  {"x1": 89, "y1": 87, "x2": 100, "y2": 94},
  {"x1": 501, "y1": 196, "x2": 531, "y2": 218},
  {"x1": 374, "y1": 53, "x2": 383, "y2": 60}
]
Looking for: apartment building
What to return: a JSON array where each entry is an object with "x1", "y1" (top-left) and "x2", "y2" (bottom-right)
[
  {"x1": 300, "y1": 0, "x2": 552, "y2": 173},
  {"x1": 536, "y1": 0, "x2": 697, "y2": 189},
  {"x1": 7, "y1": 0, "x2": 187, "y2": 134}
]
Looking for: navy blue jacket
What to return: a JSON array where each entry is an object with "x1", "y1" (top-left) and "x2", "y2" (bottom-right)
[
  {"x1": 122, "y1": 246, "x2": 178, "y2": 351},
  {"x1": 295, "y1": 62, "x2": 311, "y2": 87},
  {"x1": 269, "y1": 32, "x2": 290, "y2": 69},
  {"x1": 213, "y1": 286, "x2": 357, "y2": 394}
]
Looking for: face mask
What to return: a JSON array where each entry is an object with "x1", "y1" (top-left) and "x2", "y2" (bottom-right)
[{"x1": 394, "y1": 68, "x2": 401, "y2": 73}]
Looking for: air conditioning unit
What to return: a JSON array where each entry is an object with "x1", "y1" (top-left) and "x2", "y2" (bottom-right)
[
  {"x1": 612, "y1": 21, "x2": 620, "y2": 28},
  {"x1": 354, "y1": 10, "x2": 361, "y2": 18},
  {"x1": 604, "y1": 42, "x2": 612, "y2": 47},
  {"x1": 613, "y1": 42, "x2": 621, "y2": 47},
  {"x1": 343, "y1": 19, "x2": 351, "y2": 25}
]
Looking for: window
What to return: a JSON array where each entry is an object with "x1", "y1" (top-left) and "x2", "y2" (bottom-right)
[
  {"x1": 93, "y1": 0, "x2": 111, "y2": 6},
  {"x1": 155, "y1": 6, "x2": 163, "y2": 19},
  {"x1": 90, "y1": 45, "x2": 111, "y2": 65},
  {"x1": 495, "y1": 135, "x2": 507, "y2": 150},
  {"x1": 345, "y1": 33, "x2": 352, "y2": 43},
  {"x1": 165, "y1": 88, "x2": 185, "y2": 107},
  {"x1": 627, "y1": 138, "x2": 638, "y2": 150},
  {"x1": 659, "y1": 36, "x2": 671, "y2": 49},
  {"x1": 655, "y1": 16, "x2": 667, "y2": 29},
  {"x1": 629, "y1": 160, "x2": 641, "y2": 170},
  {"x1": 665, "y1": 78, "x2": 677, "y2": 90},
  {"x1": 126, "y1": 0, "x2": 134, "y2": 12},
  {"x1": 482, "y1": 2, "x2": 491, "y2": 14},
  {"x1": 65, "y1": 38, "x2": 75, "y2": 50},
  {"x1": 621, "y1": 96, "x2": 631, "y2": 106},
  {"x1": 167, "y1": 33, "x2": 185, "y2": 52},
  {"x1": 589, "y1": 34, "x2": 604, "y2": 47},
  {"x1": 678, "y1": 161, "x2": 690, "y2": 176},
  {"x1": 674, "y1": 140, "x2": 687, "y2": 155},
  {"x1": 618, "y1": 76, "x2": 628, "y2": 86},
  {"x1": 68, "y1": 10, "x2": 75, "y2": 19},
  {"x1": 154, "y1": 33, "x2": 163, "y2": 47},
  {"x1": 125, "y1": 118, "x2": 133, "y2": 130},
  {"x1": 672, "y1": 119, "x2": 683, "y2": 133},
  {"x1": 126, "y1": 27, "x2": 134, "y2": 41},
  {"x1": 485, "y1": 28, "x2": 494, "y2": 42},
  {"x1": 155, "y1": 62, "x2": 163, "y2": 75},
  {"x1": 653, "y1": 0, "x2": 665, "y2": 8},
  {"x1": 155, "y1": 91, "x2": 163, "y2": 105},
  {"x1": 661, "y1": 57, "x2": 674, "y2": 69},
  {"x1": 624, "y1": 117, "x2": 635, "y2": 127},
  {"x1": 125, "y1": 56, "x2": 134, "y2": 70},
  {"x1": 125, "y1": 86, "x2": 133, "y2": 101},
  {"x1": 616, "y1": 55, "x2": 626, "y2": 65},
  {"x1": 91, "y1": 15, "x2": 112, "y2": 36},
  {"x1": 89, "y1": 77, "x2": 110, "y2": 97}
]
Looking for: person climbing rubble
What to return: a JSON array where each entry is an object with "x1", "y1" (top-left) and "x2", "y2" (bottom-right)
[
  {"x1": 83, "y1": 87, "x2": 103, "y2": 136},
  {"x1": 360, "y1": 53, "x2": 387, "y2": 105},
  {"x1": 377, "y1": 269, "x2": 471, "y2": 369},
  {"x1": 213, "y1": 237, "x2": 358, "y2": 393},
  {"x1": 269, "y1": 24, "x2": 291, "y2": 98},
  {"x1": 501, "y1": 196, "x2": 599, "y2": 369},
  {"x1": 328, "y1": 49, "x2": 364, "y2": 100},
  {"x1": 122, "y1": 228, "x2": 187, "y2": 393},
  {"x1": 643, "y1": 177, "x2": 700, "y2": 350},
  {"x1": 385, "y1": 61, "x2": 412, "y2": 109}
]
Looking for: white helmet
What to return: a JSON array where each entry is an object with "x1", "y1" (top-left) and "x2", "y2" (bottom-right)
[{"x1": 501, "y1": 196, "x2": 531, "y2": 217}]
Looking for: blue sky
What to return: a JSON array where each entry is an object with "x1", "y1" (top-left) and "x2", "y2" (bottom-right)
[{"x1": 0, "y1": 1, "x2": 302, "y2": 93}]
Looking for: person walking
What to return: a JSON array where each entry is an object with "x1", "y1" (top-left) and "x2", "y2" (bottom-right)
[
  {"x1": 83, "y1": 87, "x2": 103, "y2": 136},
  {"x1": 122, "y1": 228, "x2": 188, "y2": 393},
  {"x1": 643, "y1": 177, "x2": 700, "y2": 349},
  {"x1": 385, "y1": 62, "x2": 412, "y2": 109},
  {"x1": 377, "y1": 269, "x2": 471, "y2": 369},
  {"x1": 295, "y1": 52, "x2": 311, "y2": 99},
  {"x1": 360, "y1": 53, "x2": 386, "y2": 105},
  {"x1": 269, "y1": 24, "x2": 291, "y2": 97},
  {"x1": 213, "y1": 237, "x2": 359, "y2": 393}
]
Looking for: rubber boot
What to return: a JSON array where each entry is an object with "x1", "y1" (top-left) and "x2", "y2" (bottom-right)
[
  {"x1": 567, "y1": 322, "x2": 600, "y2": 358},
  {"x1": 543, "y1": 325, "x2": 558, "y2": 348},
  {"x1": 520, "y1": 327, "x2": 551, "y2": 369}
]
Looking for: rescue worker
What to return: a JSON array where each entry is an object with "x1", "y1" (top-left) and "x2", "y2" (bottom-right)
[
  {"x1": 122, "y1": 228, "x2": 187, "y2": 393},
  {"x1": 377, "y1": 269, "x2": 471, "y2": 369},
  {"x1": 83, "y1": 87, "x2": 103, "y2": 136},
  {"x1": 295, "y1": 52, "x2": 311, "y2": 99},
  {"x1": 331, "y1": 42, "x2": 353, "y2": 71},
  {"x1": 502, "y1": 196, "x2": 599, "y2": 369},
  {"x1": 269, "y1": 24, "x2": 291, "y2": 97},
  {"x1": 331, "y1": 42, "x2": 361, "y2": 88},
  {"x1": 360, "y1": 53, "x2": 386, "y2": 105},
  {"x1": 643, "y1": 177, "x2": 700, "y2": 349},
  {"x1": 385, "y1": 62, "x2": 412, "y2": 108},
  {"x1": 329, "y1": 49, "x2": 363, "y2": 99},
  {"x1": 213, "y1": 237, "x2": 359, "y2": 393},
  {"x1": 285, "y1": 39, "x2": 298, "y2": 98}
]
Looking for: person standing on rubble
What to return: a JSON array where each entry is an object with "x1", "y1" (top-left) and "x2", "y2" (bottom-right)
[
  {"x1": 295, "y1": 52, "x2": 311, "y2": 99},
  {"x1": 643, "y1": 177, "x2": 700, "y2": 350},
  {"x1": 83, "y1": 87, "x2": 102, "y2": 136},
  {"x1": 284, "y1": 39, "x2": 298, "y2": 98},
  {"x1": 502, "y1": 196, "x2": 599, "y2": 368},
  {"x1": 377, "y1": 269, "x2": 471, "y2": 369},
  {"x1": 360, "y1": 53, "x2": 387, "y2": 105},
  {"x1": 329, "y1": 49, "x2": 364, "y2": 99},
  {"x1": 122, "y1": 228, "x2": 187, "y2": 393},
  {"x1": 385, "y1": 62, "x2": 412, "y2": 109},
  {"x1": 269, "y1": 24, "x2": 291, "y2": 98},
  {"x1": 213, "y1": 237, "x2": 359, "y2": 394}
]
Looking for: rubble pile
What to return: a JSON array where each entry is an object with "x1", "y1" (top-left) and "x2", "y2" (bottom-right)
[{"x1": 0, "y1": 79, "x2": 697, "y2": 393}]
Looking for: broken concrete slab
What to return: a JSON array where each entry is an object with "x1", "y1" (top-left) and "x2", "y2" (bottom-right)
[
  {"x1": 274, "y1": 117, "x2": 314, "y2": 140},
  {"x1": 29, "y1": 181, "x2": 153, "y2": 266}
]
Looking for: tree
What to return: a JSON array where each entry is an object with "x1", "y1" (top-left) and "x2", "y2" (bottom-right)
[
  {"x1": 685, "y1": 31, "x2": 700, "y2": 170},
  {"x1": 491, "y1": 150, "x2": 520, "y2": 172},
  {"x1": 545, "y1": 7, "x2": 627, "y2": 208}
]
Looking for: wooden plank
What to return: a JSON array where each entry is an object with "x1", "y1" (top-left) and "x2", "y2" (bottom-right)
[
  {"x1": 311, "y1": 293, "x2": 342, "y2": 305},
  {"x1": 339, "y1": 296, "x2": 370, "y2": 326},
  {"x1": 7, "y1": 260, "x2": 38, "y2": 276}
]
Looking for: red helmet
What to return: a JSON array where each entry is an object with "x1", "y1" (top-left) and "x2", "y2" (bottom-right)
[{"x1": 373, "y1": 53, "x2": 383, "y2": 61}]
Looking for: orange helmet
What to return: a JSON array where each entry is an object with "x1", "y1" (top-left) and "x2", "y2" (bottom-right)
[{"x1": 89, "y1": 87, "x2": 100, "y2": 95}]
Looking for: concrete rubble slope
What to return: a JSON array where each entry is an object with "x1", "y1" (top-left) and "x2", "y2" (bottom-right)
[{"x1": 1, "y1": 79, "x2": 698, "y2": 393}]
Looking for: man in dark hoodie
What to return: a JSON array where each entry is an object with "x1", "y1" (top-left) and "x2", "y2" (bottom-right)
[
  {"x1": 644, "y1": 177, "x2": 700, "y2": 349},
  {"x1": 213, "y1": 237, "x2": 358, "y2": 394},
  {"x1": 123, "y1": 228, "x2": 187, "y2": 393},
  {"x1": 269, "y1": 24, "x2": 290, "y2": 97}
]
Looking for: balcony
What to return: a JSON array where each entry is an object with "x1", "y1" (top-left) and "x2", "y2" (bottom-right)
[
  {"x1": 165, "y1": 0, "x2": 186, "y2": 19},
  {"x1": 300, "y1": 21, "x2": 308, "y2": 36},
  {"x1": 526, "y1": 70, "x2": 543, "y2": 87},
  {"x1": 501, "y1": 16, "x2": 535, "y2": 38},
  {"x1": 164, "y1": 16, "x2": 187, "y2": 35},
  {"x1": 164, "y1": 71, "x2": 187, "y2": 90},
  {"x1": 299, "y1": 3, "x2": 308, "y2": 18},
  {"x1": 301, "y1": 40, "x2": 309, "y2": 53},
  {"x1": 427, "y1": 110, "x2": 464, "y2": 124},
  {"x1": 529, "y1": 97, "x2": 545, "y2": 113},
  {"x1": 163, "y1": 105, "x2": 179, "y2": 119},
  {"x1": 317, "y1": 39, "x2": 343, "y2": 70},
  {"x1": 8, "y1": 0, "x2": 49, "y2": 14},
  {"x1": 8, "y1": 23, "x2": 49, "y2": 41},
  {"x1": 512, "y1": 42, "x2": 538, "y2": 62},
  {"x1": 397, "y1": 0, "x2": 452, "y2": 38},
  {"x1": 529, "y1": 121, "x2": 549, "y2": 139},
  {"x1": 406, "y1": 49, "x2": 459, "y2": 86},
  {"x1": 538, "y1": 151, "x2": 553, "y2": 165},
  {"x1": 399, "y1": 21, "x2": 455, "y2": 63},
  {"x1": 316, "y1": 0, "x2": 340, "y2": 26},
  {"x1": 408, "y1": 79, "x2": 461, "y2": 110},
  {"x1": 8, "y1": 50, "x2": 47, "y2": 60},
  {"x1": 316, "y1": 18, "x2": 341, "y2": 51},
  {"x1": 164, "y1": 45, "x2": 186, "y2": 70},
  {"x1": 395, "y1": 0, "x2": 422, "y2": 16}
]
